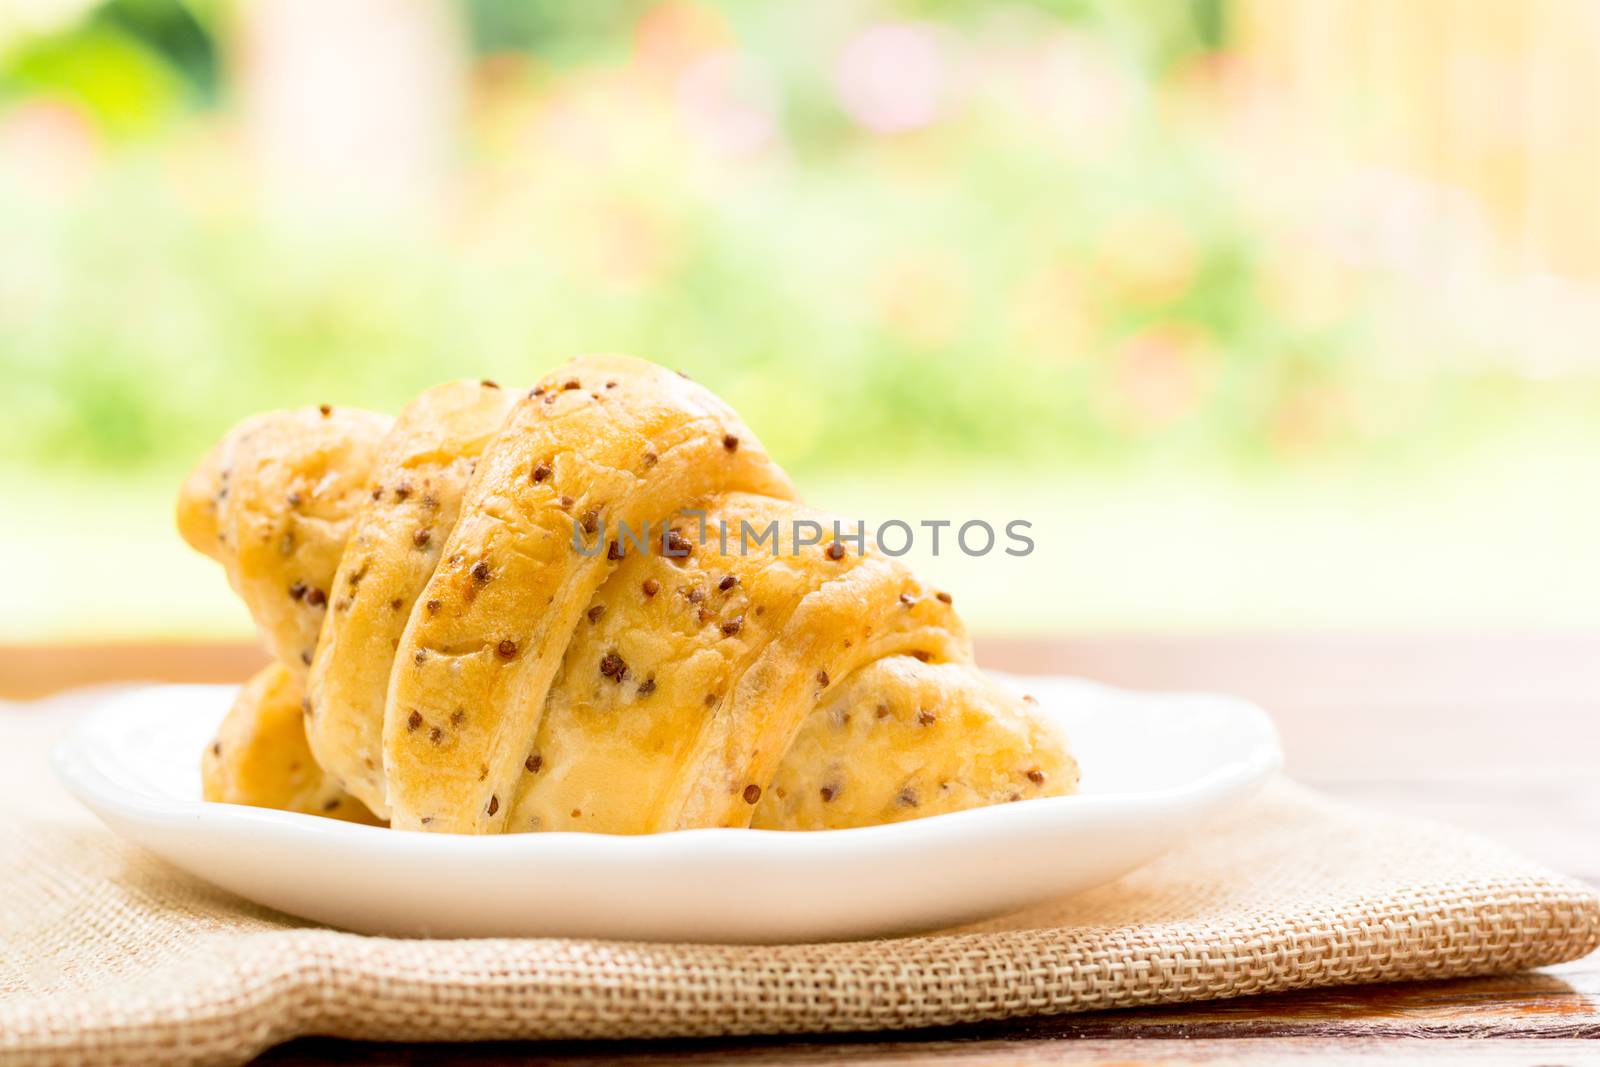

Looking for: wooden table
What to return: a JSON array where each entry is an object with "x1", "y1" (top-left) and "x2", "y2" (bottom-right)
[{"x1": 4, "y1": 634, "x2": 1597, "y2": 1065}]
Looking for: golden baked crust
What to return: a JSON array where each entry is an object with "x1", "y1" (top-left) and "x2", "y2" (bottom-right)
[
  {"x1": 753, "y1": 656, "x2": 1078, "y2": 830},
  {"x1": 384, "y1": 357, "x2": 796, "y2": 831},
  {"x1": 306, "y1": 381, "x2": 516, "y2": 816},
  {"x1": 505, "y1": 492, "x2": 967, "y2": 832},
  {"x1": 177, "y1": 406, "x2": 393, "y2": 674},
  {"x1": 202, "y1": 663, "x2": 381, "y2": 825},
  {"x1": 180, "y1": 356, "x2": 1077, "y2": 835}
]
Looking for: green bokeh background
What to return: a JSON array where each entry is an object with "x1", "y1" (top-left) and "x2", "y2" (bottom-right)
[{"x1": 1, "y1": 0, "x2": 1594, "y2": 639}]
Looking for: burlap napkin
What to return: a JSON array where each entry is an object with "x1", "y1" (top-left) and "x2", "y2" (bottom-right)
[{"x1": 1, "y1": 690, "x2": 1595, "y2": 1067}]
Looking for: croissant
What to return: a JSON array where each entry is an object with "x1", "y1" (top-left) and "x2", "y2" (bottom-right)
[{"x1": 179, "y1": 356, "x2": 1077, "y2": 834}]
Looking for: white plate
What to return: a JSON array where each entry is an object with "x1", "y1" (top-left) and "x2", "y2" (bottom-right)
[{"x1": 53, "y1": 676, "x2": 1280, "y2": 943}]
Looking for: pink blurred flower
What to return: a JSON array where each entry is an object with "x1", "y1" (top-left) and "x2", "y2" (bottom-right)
[
  {"x1": 677, "y1": 51, "x2": 781, "y2": 159},
  {"x1": 0, "y1": 99, "x2": 98, "y2": 197},
  {"x1": 633, "y1": 2, "x2": 732, "y2": 84},
  {"x1": 1108, "y1": 324, "x2": 1216, "y2": 429},
  {"x1": 835, "y1": 22, "x2": 949, "y2": 134}
]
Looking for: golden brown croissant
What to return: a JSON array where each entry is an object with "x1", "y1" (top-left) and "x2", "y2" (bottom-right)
[
  {"x1": 202, "y1": 662, "x2": 381, "y2": 826},
  {"x1": 179, "y1": 356, "x2": 1077, "y2": 834}
]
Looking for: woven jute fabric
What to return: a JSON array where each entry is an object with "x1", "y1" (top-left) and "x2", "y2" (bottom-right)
[{"x1": 1, "y1": 692, "x2": 1596, "y2": 1067}]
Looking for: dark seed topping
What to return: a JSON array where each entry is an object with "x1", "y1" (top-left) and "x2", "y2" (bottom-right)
[
  {"x1": 481, "y1": 379, "x2": 500, "y2": 389},
  {"x1": 324, "y1": 798, "x2": 340, "y2": 811},
  {"x1": 820, "y1": 784, "x2": 838, "y2": 803},
  {"x1": 391, "y1": 598, "x2": 404, "y2": 610},
  {"x1": 287, "y1": 491, "x2": 303, "y2": 507},
  {"x1": 936, "y1": 591, "x2": 953, "y2": 604},
  {"x1": 413, "y1": 528, "x2": 431, "y2": 548},
  {"x1": 563, "y1": 378, "x2": 581, "y2": 390},
  {"x1": 911, "y1": 650, "x2": 932, "y2": 662},
  {"x1": 451, "y1": 709, "x2": 466, "y2": 726},
  {"x1": 414, "y1": 648, "x2": 427, "y2": 665},
  {"x1": 587, "y1": 604, "x2": 605, "y2": 624},
  {"x1": 642, "y1": 578, "x2": 659, "y2": 597},
  {"x1": 581, "y1": 508, "x2": 600, "y2": 534},
  {"x1": 642, "y1": 451, "x2": 658, "y2": 468},
  {"x1": 428, "y1": 727, "x2": 442, "y2": 744},
  {"x1": 478, "y1": 764, "x2": 488, "y2": 781},
  {"x1": 1027, "y1": 769, "x2": 1046, "y2": 784},
  {"x1": 876, "y1": 703, "x2": 891, "y2": 719},
  {"x1": 599, "y1": 650, "x2": 628, "y2": 682},
  {"x1": 704, "y1": 691, "x2": 718, "y2": 706},
  {"x1": 607, "y1": 541, "x2": 624, "y2": 561},
  {"x1": 685, "y1": 586, "x2": 705, "y2": 604},
  {"x1": 371, "y1": 487, "x2": 383, "y2": 500},
  {"x1": 288, "y1": 581, "x2": 307, "y2": 601},
  {"x1": 606, "y1": 380, "x2": 618, "y2": 389},
  {"x1": 407, "y1": 711, "x2": 423, "y2": 732},
  {"x1": 816, "y1": 669, "x2": 830, "y2": 688},
  {"x1": 421, "y1": 816, "x2": 434, "y2": 825},
  {"x1": 742, "y1": 783, "x2": 762, "y2": 804},
  {"x1": 720, "y1": 616, "x2": 743, "y2": 636},
  {"x1": 526, "y1": 754, "x2": 543, "y2": 773},
  {"x1": 825, "y1": 541, "x2": 845, "y2": 561},
  {"x1": 722, "y1": 434, "x2": 739, "y2": 452},
  {"x1": 918, "y1": 710, "x2": 936, "y2": 726},
  {"x1": 486, "y1": 794, "x2": 499, "y2": 816},
  {"x1": 211, "y1": 741, "x2": 222, "y2": 757},
  {"x1": 531, "y1": 461, "x2": 552, "y2": 483},
  {"x1": 472, "y1": 560, "x2": 492, "y2": 582},
  {"x1": 319, "y1": 404, "x2": 332, "y2": 417},
  {"x1": 697, "y1": 607, "x2": 712, "y2": 624},
  {"x1": 497, "y1": 639, "x2": 518, "y2": 659},
  {"x1": 897, "y1": 788, "x2": 919, "y2": 807},
  {"x1": 425, "y1": 598, "x2": 441, "y2": 615},
  {"x1": 559, "y1": 495, "x2": 574, "y2": 511},
  {"x1": 531, "y1": 385, "x2": 545, "y2": 397},
  {"x1": 899, "y1": 592, "x2": 915, "y2": 606},
  {"x1": 300, "y1": 650, "x2": 312, "y2": 665},
  {"x1": 394, "y1": 484, "x2": 411, "y2": 502},
  {"x1": 637, "y1": 676, "x2": 656, "y2": 696},
  {"x1": 664, "y1": 529, "x2": 692, "y2": 559},
  {"x1": 718, "y1": 574, "x2": 738, "y2": 592},
  {"x1": 305, "y1": 587, "x2": 327, "y2": 608}
]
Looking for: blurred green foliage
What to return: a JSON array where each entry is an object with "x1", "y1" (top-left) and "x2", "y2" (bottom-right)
[
  {"x1": 0, "y1": 0, "x2": 1465, "y2": 482},
  {"x1": 4, "y1": 0, "x2": 1598, "y2": 641}
]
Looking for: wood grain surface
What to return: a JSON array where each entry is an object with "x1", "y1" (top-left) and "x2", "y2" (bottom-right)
[{"x1": 4, "y1": 633, "x2": 1597, "y2": 1065}]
